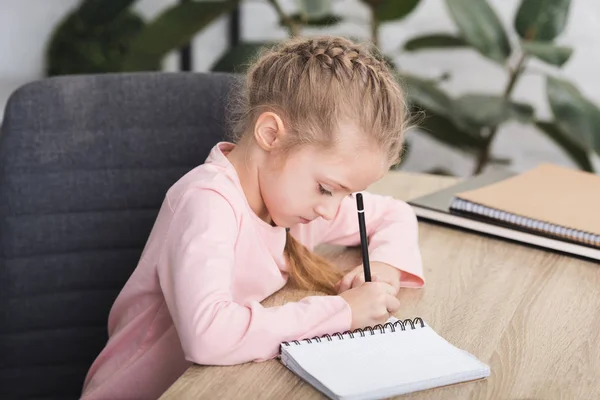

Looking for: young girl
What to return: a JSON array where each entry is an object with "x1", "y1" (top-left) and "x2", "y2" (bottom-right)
[{"x1": 81, "y1": 35, "x2": 424, "y2": 399}]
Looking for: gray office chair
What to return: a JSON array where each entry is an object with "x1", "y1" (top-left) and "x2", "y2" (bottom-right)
[{"x1": 0, "y1": 71, "x2": 238, "y2": 399}]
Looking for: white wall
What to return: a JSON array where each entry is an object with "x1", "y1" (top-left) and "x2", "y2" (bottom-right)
[
  {"x1": 1, "y1": 0, "x2": 599, "y2": 174},
  {"x1": 0, "y1": 0, "x2": 77, "y2": 115}
]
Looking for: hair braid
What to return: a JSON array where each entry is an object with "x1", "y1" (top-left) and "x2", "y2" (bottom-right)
[{"x1": 228, "y1": 36, "x2": 410, "y2": 294}]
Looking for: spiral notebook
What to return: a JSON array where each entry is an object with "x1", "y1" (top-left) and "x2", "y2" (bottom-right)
[
  {"x1": 407, "y1": 168, "x2": 600, "y2": 261},
  {"x1": 449, "y1": 163, "x2": 600, "y2": 249},
  {"x1": 279, "y1": 317, "x2": 490, "y2": 400}
]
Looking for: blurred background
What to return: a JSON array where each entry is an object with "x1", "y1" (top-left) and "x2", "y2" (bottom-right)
[{"x1": 1, "y1": 0, "x2": 599, "y2": 177}]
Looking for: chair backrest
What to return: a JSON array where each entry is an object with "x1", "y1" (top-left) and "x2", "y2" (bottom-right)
[{"x1": 0, "y1": 71, "x2": 239, "y2": 399}]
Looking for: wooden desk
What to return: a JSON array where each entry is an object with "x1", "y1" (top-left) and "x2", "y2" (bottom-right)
[{"x1": 160, "y1": 171, "x2": 600, "y2": 399}]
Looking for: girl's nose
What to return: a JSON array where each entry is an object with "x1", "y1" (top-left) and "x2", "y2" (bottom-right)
[{"x1": 315, "y1": 201, "x2": 340, "y2": 221}]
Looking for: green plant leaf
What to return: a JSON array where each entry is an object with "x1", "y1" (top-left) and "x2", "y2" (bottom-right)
[
  {"x1": 282, "y1": 13, "x2": 342, "y2": 27},
  {"x1": 361, "y1": 0, "x2": 422, "y2": 22},
  {"x1": 211, "y1": 42, "x2": 272, "y2": 73},
  {"x1": 416, "y1": 111, "x2": 486, "y2": 153},
  {"x1": 444, "y1": 0, "x2": 512, "y2": 64},
  {"x1": 453, "y1": 95, "x2": 535, "y2": 127},
  {"x1": 403, "y1": 34, "x2": 467, "y2": 51},
  {"x1": 78, "y1": 0, "x2": 138, "y2": 25},
  {"x1": 122, "y1": 0, "x2": 239, "y2": 71},
  {"x1": 46, "y1": 9, "x2": 145, "y2": 75},
  {"x1": 399, "y1": 74, "x2": 454, "y2": 119},
  {"x1": 521, "y1": 42, "x2": 573, "y2": 67},
  {"x1": 296, "y1": 0, "x2": 333, "y2": 19},
  {"x1": 399, "y1": 73, "x2": 485, "y2": 150},
  {"x1": 521, "y1": 41, "x2": 572, "y2": 66},
  {"x1": 546, "y1": 76, "x2": 600, "y2": 153},
  {"x1": 514, "y1": 0, "x2": 571, "y2": 41},
  {"x1": 535, "y1": 121, "x2": 594, "y2": 172}
]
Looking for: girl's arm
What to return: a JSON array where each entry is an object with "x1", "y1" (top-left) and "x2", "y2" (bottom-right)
[
  {"x1": 157, "y1": 188, "x2": 351, "y2": 366},
  {"x1": 296, "y1": 192, "x2": 424, "y2": 287}
]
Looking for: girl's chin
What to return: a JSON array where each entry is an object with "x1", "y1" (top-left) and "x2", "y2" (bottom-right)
[{"x1": 270, "y1": 215, "x2": 312, "y2": 228}]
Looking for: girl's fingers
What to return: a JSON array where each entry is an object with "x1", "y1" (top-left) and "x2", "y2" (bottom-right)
[
  {"x1": 337, "y1": 269, "x2": 359, "y2": 293},
  {"x1": 385, "y1": 294, "x2": 401, "y2": 313},
  {"x1": 350, "y1": 273, "x2": 365, "y2": 289}
]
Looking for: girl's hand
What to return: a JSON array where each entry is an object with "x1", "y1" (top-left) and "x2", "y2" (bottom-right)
[
  {"x1": 335, "y1": 262, "x2": 401, "y2": 295},
  {"x1": 339, "y1": 282, "x2": 401, "y2": 330}
]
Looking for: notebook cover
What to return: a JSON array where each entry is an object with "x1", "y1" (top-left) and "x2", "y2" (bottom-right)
[
  {"x1": 407, "y1": 168, "x2": 600, "y2": 262},
  {"x1": 408, "y1": 169, "x2": 514, "y2": 213},
  {"x1": 454, "y1": 163, "x2": 600, "y2": 236}
]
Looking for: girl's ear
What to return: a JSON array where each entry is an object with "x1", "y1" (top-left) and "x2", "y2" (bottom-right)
[{"x1": 254, "y1": 111, "x2": 286, "y2": 152}]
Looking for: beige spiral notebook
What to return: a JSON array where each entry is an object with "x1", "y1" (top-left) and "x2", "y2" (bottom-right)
[
  {"x1": 450, "y1": 163, "x2": 600, "y2": 249},
  {"x1": 279, "y1": 317, "x2": 490, "y2": 400}
]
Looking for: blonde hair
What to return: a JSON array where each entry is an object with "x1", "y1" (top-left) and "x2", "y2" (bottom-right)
[{"x1": 229, "y1": 36, "x2": 409, "y2": 294}]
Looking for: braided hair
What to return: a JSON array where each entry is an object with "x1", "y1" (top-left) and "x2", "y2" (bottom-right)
[{"x1": 229, "y1": 36, "x2": 409, "y2": 294}]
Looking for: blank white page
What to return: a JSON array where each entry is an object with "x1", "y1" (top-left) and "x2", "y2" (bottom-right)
[{"x1": 281, "y1": 324, "x2": 490, "y2": 400}]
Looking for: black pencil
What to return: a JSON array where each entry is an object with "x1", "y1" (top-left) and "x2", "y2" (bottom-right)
[{"x1": 356, "y1": 193, "x2": 371, "y2": 282}]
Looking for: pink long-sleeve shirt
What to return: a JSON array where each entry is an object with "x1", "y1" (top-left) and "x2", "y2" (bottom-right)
[{"x1": 81, "y1": 142, "x2": 424, "y2": 399}]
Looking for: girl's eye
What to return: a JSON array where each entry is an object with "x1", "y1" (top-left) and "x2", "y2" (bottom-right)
[{"x1": 318, "y1": 184, "x2": 333, "y2": 196}]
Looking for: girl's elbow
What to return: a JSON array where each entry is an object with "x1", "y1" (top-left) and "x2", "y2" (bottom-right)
[
  {"x1": 180, "y1": 325, "x2": 239, "y2": 365},
  {"x1": 182, "y1": 338, "x2": 274, "y2": 366},
  {"x1": 181, "y1": 328, "x2": 274, "y2": 365},
  {"x1": 182, "y1": 336, "x2": 238, "y2": 365},
  {"x1": 184, "y1": 348, "x2": 236, "y2": 366}
]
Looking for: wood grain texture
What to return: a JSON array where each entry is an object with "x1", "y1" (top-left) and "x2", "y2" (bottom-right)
[{"x1": 160, "y1": 171, "x2": 600, "y2": 399}]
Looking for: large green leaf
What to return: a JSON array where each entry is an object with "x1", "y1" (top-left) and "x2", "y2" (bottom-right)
[
  {"x1": 400, "y1": 74, "x2": 484, "y2": 150},
  {"x1": 361, "y1": 0, "x2": 422, "y2": 22},
  {"x1": 403, "y1": 34, "x2": 467, "y2": 51},
  {"x1": 546, "y1": 76, "x2": 600, "y2": 153},
  {"x1": 521, "y1": 41, "x2": 572, "y2": 66},
  {"x1": 445, "y1": 0, "x2": 512, "y2": 64},
  {"x1": 78, "y1": 0, "x2": 137, "y2": 25},
  {"x1": 535, "y1": 121, "x2": 594, "y2": 172},
  {"x1": 122, "y1": 1, "x2": 239, "y2": 71},
  {"x1": 283, "y1": 13, "x2": 341, "y2": 27},
  {"x1": 46, "y1": 9, "x2": 145, "y2": 75},
  {"x1": 297, "y1": 0, "x2": 332, "y2": 17},
  {"x1": 399, "y1": 74, "x2": 454, "y2": 119},
  {"x1": 211, "y1": 42, "x2": 272, "y2": 73},
  {"x1": 514, "y1": 0, "x2": 571, "y2": 41},
  {"x1": 416, "y1": 111, "x2": 486, "y2": 153},
  {"x1": 453, "y1": 95, "x2": 535, "y2": 128}
]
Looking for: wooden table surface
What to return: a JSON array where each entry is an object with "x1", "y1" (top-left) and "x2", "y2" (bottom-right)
[{"x1": 160, "y1": 171, "x2": 600, "y2": 399}]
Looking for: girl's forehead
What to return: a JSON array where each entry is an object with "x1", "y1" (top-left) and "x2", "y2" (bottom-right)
[
  {"x1": 318, "y1": 128, "x2": 385, "y2": 164},
  {"x1": 307, "y1": 145, "x2": 387, "y2": 191}
]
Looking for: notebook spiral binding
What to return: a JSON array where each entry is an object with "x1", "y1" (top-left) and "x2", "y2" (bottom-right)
[
  {"x1": 281, "y1": 317, "x2": 425, "y2": 347},
  {"x1": 451, "y1": 198, "x2": 600, "y2": 248}
]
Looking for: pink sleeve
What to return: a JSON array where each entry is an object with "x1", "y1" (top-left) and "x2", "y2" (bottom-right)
[
  {"x1": 156, "y1": 188, "x2": 352, "y2": 366},
  {"x1": 311, "y1": 192, "x2": 424, "y2": 287}
]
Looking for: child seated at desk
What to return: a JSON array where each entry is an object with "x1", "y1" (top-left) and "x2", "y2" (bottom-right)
[{"x1": 81, "y1": 35, "x2": 425, "y2": 400}]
